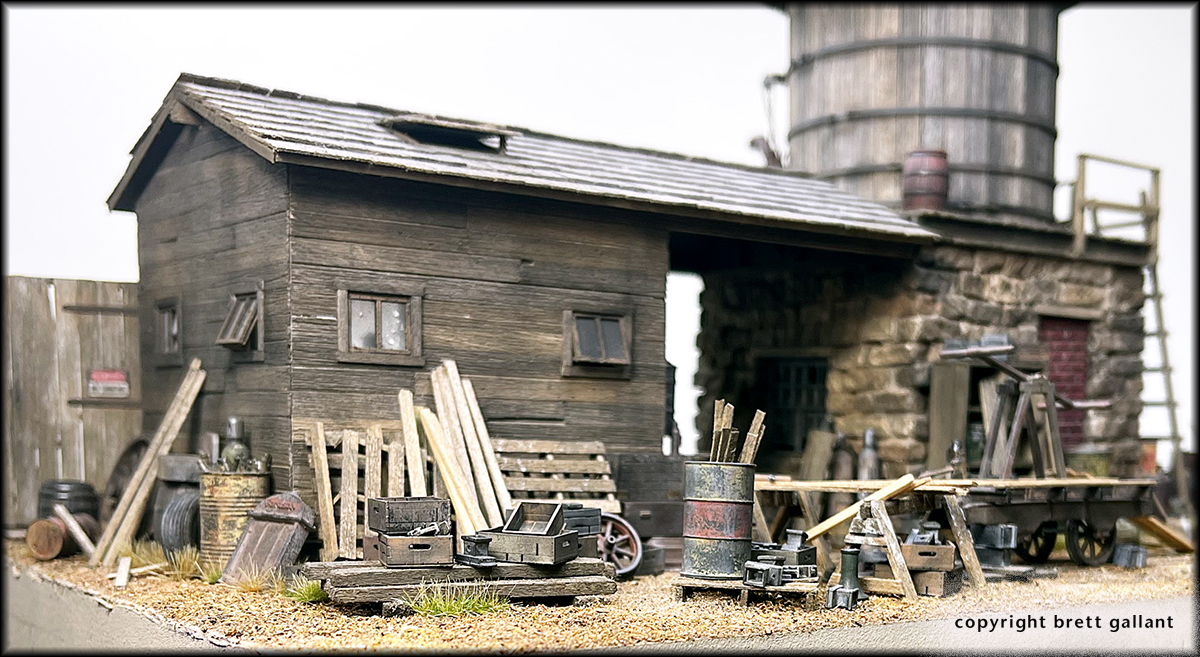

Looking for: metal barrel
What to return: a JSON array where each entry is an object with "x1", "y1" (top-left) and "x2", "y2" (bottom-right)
[
  {"x1": 198, "y1": 472, "x2": 269, "y2": 569},
  {"x1": 37, "y1": 480, "x2": 100, "y2": 521},
  {"x1": 681, "y1": 461, "x2": 755, "y2": 580}
]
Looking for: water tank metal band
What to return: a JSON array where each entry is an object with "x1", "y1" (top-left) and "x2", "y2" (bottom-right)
[
  {"x1": 787, "y1": 107, "x2": 1057, "y2": 140},
  {"x1": 815, "y1": 162, "x2": 1058, "y2": 188},
  {"x1": 787, "y1": 36, "x2": 1059, "y2": 75}
]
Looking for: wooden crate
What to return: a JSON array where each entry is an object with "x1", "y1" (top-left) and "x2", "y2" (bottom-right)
[
  {"x1": 492, "y1": 439, "x2": 620, "y2": 514},
  {"x1": 913, "y1": 569, "x2": 963, "y2": 597},
  {"x1": 367, "y1": 497, "x2": 451, "y2": 534},
  {"x1": 364, "y1": 533, "x2": 454, "y2": 568},
  {"x1": 673, "y1": 576, "x2": 818, "y2": 606},
  {"x1": 900, "y1": 544, "x2": 957, "y2": 572},
  {"x1": 481, "y1": 529, "x2": 580, "y2": 565}
]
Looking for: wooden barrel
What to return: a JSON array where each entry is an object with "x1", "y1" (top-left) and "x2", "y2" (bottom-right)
[
  {"x1": 785, "y1": 4, "x2": 1063, "y2": 224},
  {"x1": 902, "y1": 150, "x2": 949, "y2": 210},
  {"x1": 198, "y1": 473, "x2": 270, "y2": 569}
]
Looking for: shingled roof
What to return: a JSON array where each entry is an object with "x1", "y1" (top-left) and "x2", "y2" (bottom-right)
[{"x1": 109, "y1": 73, "x2": 936, "y2": 243}]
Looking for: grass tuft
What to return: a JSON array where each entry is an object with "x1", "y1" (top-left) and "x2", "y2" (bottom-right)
[
  {"x1": 283, "y1": 575, "x2": 329, "y2": 603},
  {"x1": 228, "y1": 563, "x2": 281, "y2": 593},
  {"x1": 165, "y1": 546, "x2": 202, "y2": 580},
  {"x1": 200, "y1": 560, "x2": 224, "y2": 585},
  {"x1": 118, "y1": 539, "x2": 166, "y2": 569},
  {"x1": 404, "y1": 581, "x2": 509, "y2": 617}
]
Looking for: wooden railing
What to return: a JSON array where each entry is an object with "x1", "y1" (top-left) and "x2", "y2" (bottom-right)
[{"x1": 1068, "y1": 153, "x2": 1161, "y2": 260}]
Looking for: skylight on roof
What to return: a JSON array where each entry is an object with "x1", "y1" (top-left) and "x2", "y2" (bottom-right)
[{"x1": 379, "y1": 113, "x2": 519, "y2": 153}]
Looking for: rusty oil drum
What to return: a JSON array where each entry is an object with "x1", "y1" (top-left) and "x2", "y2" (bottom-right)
[
  {"x1": 198, "y1": 472, "x2": 269, "y2": 568},
  {"x1": 681, "y1": 461, "x2": 755, "y2": 580},
  {"x1": 901, "y1": 149, "x2": 949, "y2": 211}
]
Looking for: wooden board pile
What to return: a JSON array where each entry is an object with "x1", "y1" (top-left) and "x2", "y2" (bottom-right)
[
  {"x1": 705, "y1": 400, "x2": 766, "y2": 464},
  {"x1": 492, "y1": 439, "x2": 620, "y2": 514}
]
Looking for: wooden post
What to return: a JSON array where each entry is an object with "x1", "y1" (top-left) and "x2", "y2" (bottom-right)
[
  {"x1": 430, "y1": 367, "x2": 475, "y2": 506},
  {"x1": 942, "y1": 494, "x2": 986, "y2": 587},
  {"x1": 311, "y1": 423, "x2": 338, "y2": 562},
  {"x1": 338, "y1": 429, "x2": 361, "y2": 559},
  {"x1": 386, "y1": 431, "x2": 405, "y2": 498},
  {"x1": 751, "y1": 490, "x2": 772, "y2": 543},
  {"x1": 398, "y1": 390, "x2": 427, "y2": 497},
  {"x1": 364, "y1": 425, "x2": 383, "y2": 539},
  {"x1": 1071, "y1": 154, "x2": 1087, "y2": 256}
]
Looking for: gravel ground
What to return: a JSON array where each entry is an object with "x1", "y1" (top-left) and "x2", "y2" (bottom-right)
[{"x1": 4, "y1": 540, "x2": 1192, "y2": 652}]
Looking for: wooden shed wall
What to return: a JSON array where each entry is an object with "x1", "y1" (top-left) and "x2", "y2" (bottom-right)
[
  {"x1": 4, "y1": 277, "x2": 141, "y2": 527},
  {"x1": 284, "y1": 167, "x2": 668, "y2": 498},
  {"x1": 133, "y1": 123, "x2": 292, "y2": 486}
]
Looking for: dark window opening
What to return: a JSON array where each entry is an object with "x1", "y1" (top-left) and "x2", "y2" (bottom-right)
[
  {"x1": 571, "y1": 313, "x2": 630, "y2": 365},
  {"x1": 157, "y1": 304, "x2": 180, "y2": 355},
  {"x1": 378, "y1": 113, "x2": 519, "y2": 153},
  {"x1": 762, "y1": 357, "x2": 829, "y2": 453}
]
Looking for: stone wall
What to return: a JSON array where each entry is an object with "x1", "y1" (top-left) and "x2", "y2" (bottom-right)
[{"x1": 696, "y1": 244, "x2": 1145, "y2": 476}]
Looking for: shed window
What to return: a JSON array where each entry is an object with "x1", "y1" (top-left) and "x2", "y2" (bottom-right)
[
  {"x1": 337, "y1": 288, "x2": 424, "y2": 366},
  {"x1": 572, "y1": 314, "x2": 630, "y2": 365},
  {"x1": 157, "y1": 303, "x2": 180, "y2": 355},
  {"x1": 216, "y1": 293, "x2": 259, "y2": 347}
]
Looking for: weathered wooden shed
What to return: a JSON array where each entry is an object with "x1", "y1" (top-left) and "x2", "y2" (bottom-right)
[{"x1": 106, "y1": 74, "x2": 940, "y2": 495}]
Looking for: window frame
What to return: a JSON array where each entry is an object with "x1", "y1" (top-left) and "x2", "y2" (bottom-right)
[
  {"x1": 153, "y1": 294, "x2": 184, "y2": 368},
  {"x1": 561, "y1": 308, "x2": 633, "y2": 379},
  {"x1": 336, "y1": 285, "x2": 424, "y2": 367},
  {"x1": 217, "y1": 282, "x2": 265, "y2": 363}
]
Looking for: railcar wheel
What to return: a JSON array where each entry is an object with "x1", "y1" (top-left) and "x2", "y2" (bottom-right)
[
  {"x1": 1014, "y1": 521, "x2": 1057, "y2": 564},
  {"x1": 598, "y1": 512, "x2": 643, "y2": 579},
  {"x1": 1065, "y1": 519, "x2": 1116, "y2": 566}
]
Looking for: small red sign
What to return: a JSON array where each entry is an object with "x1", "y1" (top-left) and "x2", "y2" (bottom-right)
[{"x1": 88, "y1": 370, "x2": 130, "y2": 398}]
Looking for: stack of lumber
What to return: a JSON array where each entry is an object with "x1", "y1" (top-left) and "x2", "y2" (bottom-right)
[
  {"x1": 301, "y1": 557, "x2": 617, "y2": 606},
  {"x1": 705, "y1": 401, "x2": 766, "y2": 464},
  {"x1": 90, "y1": 359, "x2": 206, "y2": 568}
]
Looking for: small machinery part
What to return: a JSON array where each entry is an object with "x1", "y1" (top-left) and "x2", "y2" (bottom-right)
[
  {"x1": 743, "y1": 561, "x2": 783, "y2": 588},
  {"x1": 825, "y1": 547, "x2": 866, "y2": 611},
  {"x1": 456, "y1": 534, "x2": 497, "y2": 568},
  {"x1": 1112, "y1": 543, "x2": 1147, "y2": 569},
  {"x1": 906, "y1": 521, "x2": 944, "y2": 545}
]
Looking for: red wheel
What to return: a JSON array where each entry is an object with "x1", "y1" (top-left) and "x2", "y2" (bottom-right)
[{"x1": 598, "y1": 512, "x2": 643, "y2": 579}]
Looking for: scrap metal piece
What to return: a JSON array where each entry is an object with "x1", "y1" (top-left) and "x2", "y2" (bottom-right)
[
  {"x1": 780, "y1": 564, "x2": 817, "y2": 581},
  {"x1": 1112, "y1": 544, "x2": 1147, "y2": 569},
  {"x1": 743, "y1": 561, "x2": 783, "y2": 588},
  {"x1": 456, "y1": 534, "x2": 497, "y2": 568},
  {"x1": 906, "y1": 521, "x2": 944, "y2": 545},
  {"x1": 781, "y1": 529, "x2": 808, "y2": 550},
  {"x1": 971, "y1": 523, "x2": 1019, "y2": 549},
  {"x1": 847, "y1": 505, "x2": 883, "y2": 537},
  {"x1": 406, "y1": 521, "x2": 451, "y2": 537}
]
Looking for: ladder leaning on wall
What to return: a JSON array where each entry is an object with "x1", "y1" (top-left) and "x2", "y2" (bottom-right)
[{"x1": 1069, "y1": 153, "x2": 1190, "y2": 517}]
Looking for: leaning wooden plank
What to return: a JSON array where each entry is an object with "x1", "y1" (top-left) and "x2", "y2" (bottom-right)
[
  {"x1": 1129, "y1": 515, "x2": 1195, "y2": 552},
  {"x1": 709, "y1": 399, "x2": 725, "y2": 460},
  {"x1": 429, "y1": 366, "x2": 470, "y2": 484},
  {"x1": 338, "y1": 429, "x2": 361, "y2": 560},
  {"x1": 365, "y1": 425, "x2": 384, "y2": 538},
  {"x1": 304, "y1": 557, "x2": 612, "y2": 587},
  {"x1": 106, "y1": 562, "x2": 166, "y2": 579},
  {"x1": 871, "y1": 500, "x2": 918, "y2": 600},
  {"x1": 443, "y1": 361, "x2": 503, "y2": 527},
  {"x1": 805, "y1": 474, "x2": 920, "y2": 540},
  {"x1": 113, "y1": 556, "x2": 132, "y2": 589},
  {"x1": 942, "y1": 494, "x2": 986, "y2": 587},
  {"x1": 52, "y1": 503, "x2": 95, "y2": 557},
  {"x1": 94, "y1": 359, "x2": 205, "y2": 567},
  {"x1": 739, "y1": 410, "x2": 768, "y2": 464},
  {"x1": 462, "y1": 378, "x2": 512, "y2": 513},
  {"x1": 397, "y1": 390, "x2": 426, "y2": 497},
  {"x1": 386, "y1": 430, "x2": 405, "y2": 498},
  {"x1": 416, "y1": 406, "x2": 484, "y2": 536},
  {"x1": 311, "y1": 423, "x2": 339, "y2": 562},
  {"x1": 328, "y1": 575, "x2": 618, "y2": 604}
]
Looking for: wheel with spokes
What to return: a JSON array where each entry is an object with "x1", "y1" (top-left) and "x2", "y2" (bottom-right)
[
  {"x1": 1065, "y1": 519, "x2": 1116, "y2": 566},
  {"x1": 1015, "y1": 521, "x2": 1057, "y2": 564},
  {"x1": 597, "y1": 512, "x2": 643, "y2": 579}
]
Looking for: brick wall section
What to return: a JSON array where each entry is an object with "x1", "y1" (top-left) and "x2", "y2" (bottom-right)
[
  {"x1": 1039, "y1": 316, "x2": 1090, "y2": 448},
  {"x1": 697, "y1": 244, "x2": 1145, "y2": 477}
]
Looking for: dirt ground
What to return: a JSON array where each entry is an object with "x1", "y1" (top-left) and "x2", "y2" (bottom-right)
[{"x1": 3, "y1": 540, "x2": 1193, "y2": 652}]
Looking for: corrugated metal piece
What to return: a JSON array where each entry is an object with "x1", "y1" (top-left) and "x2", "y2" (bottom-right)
[{"x1": 110, "y1": 74, "x2": 937, "y2": 243}]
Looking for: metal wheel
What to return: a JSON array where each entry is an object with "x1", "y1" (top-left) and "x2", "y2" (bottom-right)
[
  {"x1": 1014, "y1": 521, "x2": 1057, "y2": 564},
  {"x1": 1064, "y1": 519, "x2": 1116, "y2": 567},
  {"x1": 102, "y1": 438, "x2": 153, "y2": 538},
  {"x1": 598, "y1": 512, "x2": 643, "y2": 579}
]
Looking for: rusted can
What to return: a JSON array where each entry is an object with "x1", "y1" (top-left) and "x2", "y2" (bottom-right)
[
  {"x1": 198, "y1": 472, "x2": 270, "y2": 569},
  {"x1": 902, "y1": 150, "x2": 949, "y2": 211},
  {"x1": 681, "y1": 461, "x2": 755, "y2": 580}
]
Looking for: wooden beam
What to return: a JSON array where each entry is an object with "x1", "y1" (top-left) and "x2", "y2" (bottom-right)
[
  {"x1": 93, "y1": 359, "x2": 205, "y2": 567},
  {"x1": 739, "y1": 410, "x2": 767, "y2": 464},
  {"x1": 943, "y1": 494, "x2": 986, "y2": 587},
  {"x1": 364, "y1": 425, "x2": 383, "y2": 539},
  {"x1": 311, "y1": 423, "x2": 339, "y2": 562},
  {"x1": 338, "y1": 430, "x2": 360, "y2": 560},
  {"x1": 709, "y1": 399, "x2": 725, "y2": 461},
  {"x1": 1129, "y1": 516, "x2": 1194, "y2": 553},
  {"x1": 805, "y1": 474, "x2": 920, "y2": 539},
  {"x1": 871, "y1": 500, "x2": 918, "y2": 600},
  {"x1": 462, "y1": 378, "x2": 513, "y2": 512},
  {"x1": 430, "y1": 367, "x2": 475, "y2": 504},
  {"x1": 443, "y1": 360, "x2": 503, "y2": 527},
  {"x1": 416, "y1": 406, "x2": 484, "y2": 537},
  {"x1": 52, "y1": 504, "x2": 95, "y2": 557},
  {"x1": 386, "y1": 427, "x2": 405, "y2": 498},
  {"x1": 397, "y1": 390, "x2": 427, "y2": 497}
]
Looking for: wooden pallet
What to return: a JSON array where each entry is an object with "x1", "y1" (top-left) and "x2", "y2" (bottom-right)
[
  {"x1": 302, "y1": 556, "x2": 617, "y2": 605},
  {"x1": 492, "y1": 439, "x2": 621, "y2": 514},
  {"x1": 673, "y1": 575, "x2": 819, "y2": 606}
]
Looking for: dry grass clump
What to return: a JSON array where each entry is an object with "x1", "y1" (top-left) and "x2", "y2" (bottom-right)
[
  {"x1": 200, "y1": 560, "x2": 224, "y2": 584},
  {"x1": 227, "y1": 563, "x2": 282, "y2": 593},
  {"x1": 119, "y1": 539, "x2": 166, "y2": 569},
  {"x1": 283, "y1": 575, "x2": 329, "y2": 603},
  {"x1": 403, "y1": 581, "x2": 509, "y2": 617},
  {"x1": 164, "y1": 546, "x2": 202, "y2": 580}
]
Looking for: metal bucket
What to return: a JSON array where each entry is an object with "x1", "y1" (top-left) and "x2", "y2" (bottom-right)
[
  {"x1": 681, "y1": 461, "x2": 755, "y2": 580},
  {"x1": 198, "y1": 472, "x2": 270, "y2": 568}
]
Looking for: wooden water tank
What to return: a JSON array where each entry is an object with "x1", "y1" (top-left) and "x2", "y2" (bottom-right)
[{"x1": 784, "y1": 4, "x2": 1063, "y2": 224}]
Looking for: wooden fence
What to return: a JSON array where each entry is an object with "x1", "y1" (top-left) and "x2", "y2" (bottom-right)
[{"x1": 4, "y1": 276, "x2": 142, "y2": 527}]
